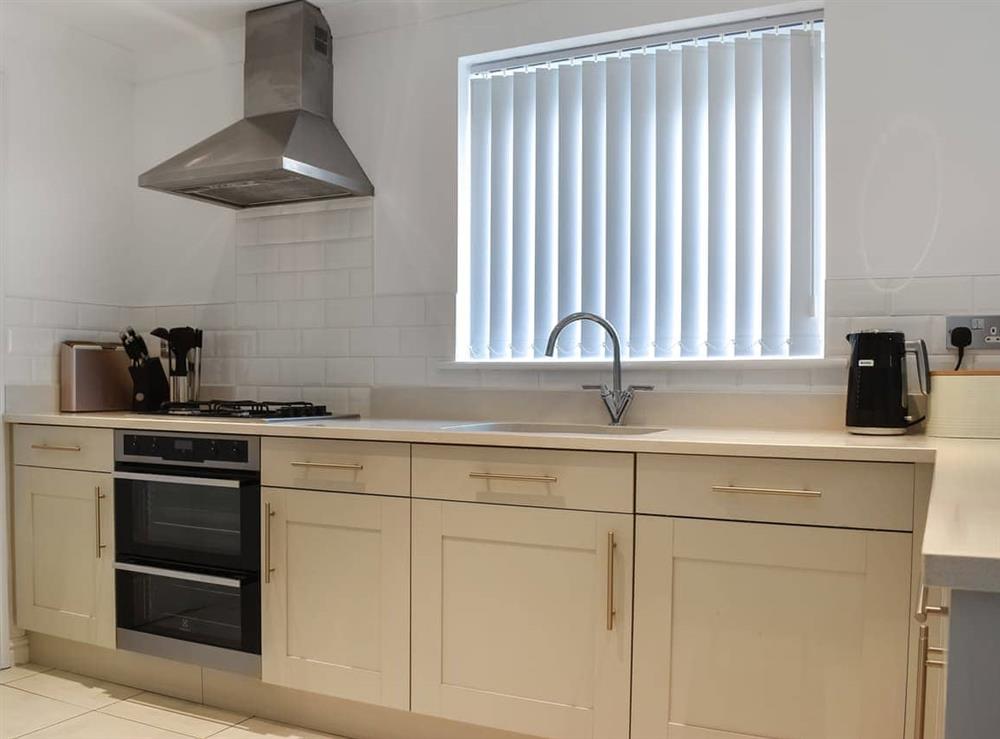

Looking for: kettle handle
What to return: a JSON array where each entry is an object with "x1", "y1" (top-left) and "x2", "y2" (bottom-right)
[{"x1": 905, "y1": 339, "x2": 931, "y2": 395}]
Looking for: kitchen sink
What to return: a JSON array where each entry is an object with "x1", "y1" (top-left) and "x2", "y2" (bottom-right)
[{"x1": 442, "y1": 422, "x2": 666, "y2": 435}]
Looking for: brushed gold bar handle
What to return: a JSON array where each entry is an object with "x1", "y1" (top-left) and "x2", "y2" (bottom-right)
[
  {"x1": 711, "y1": 485, "x2": 822, "y2": 498},
  {"x1": 32, "y1": 443, "x2": 81, "y2": 452},
  {"x1": 95, "y1": 486, "x2": 107, "y2": 558},
  {"x1": 606, "y1": 531, "x2": 617, "y2": 631},
  {"x1": 290, "y1": 460, "x2": 364, "y2": 470},
  {"x1": 264, "y1": 502, "x2": 276, "y2": 584},
  {"x1": 469, "y1": 472, "x2": 558, "y2": 484}
]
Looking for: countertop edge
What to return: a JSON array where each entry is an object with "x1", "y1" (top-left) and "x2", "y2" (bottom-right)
[{"x1": 2, "y1": 412, "x2": 938, "y2": 464}]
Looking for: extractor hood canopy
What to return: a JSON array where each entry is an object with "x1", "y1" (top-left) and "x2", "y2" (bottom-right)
[{"x1": 139, "y1": 1, "x2": 373, "y2": 208}]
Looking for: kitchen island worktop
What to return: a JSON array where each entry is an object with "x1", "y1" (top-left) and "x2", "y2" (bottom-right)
[{"x1": 6, "y1": 410, "x2": 1000, "y2": 595}]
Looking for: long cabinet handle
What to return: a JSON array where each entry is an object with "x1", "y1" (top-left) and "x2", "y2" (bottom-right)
[
  {"x1": 31, "y1": 443, "x2": 81, "y2": 452},
  {"x1": 914, "y1": 623, "x2": 947, "y2": 739},
  {"x1": 264, "y1": 502, "x2": 275, "y2": 584},
  {"x1": 469, "y1": 471, "x2": 558, "y2": 484},
  {"x1": 711, "y1": 485, "x2": 822, "y2": 498},
  {"x1": 113, "y1": 471, "x2": 242, "y2": 489},
  {"x1": 606, "y1": 531, "x2": 617, "y2": 631},
  {"x1": 114, "y1": 562, "x2": 243, "y2": 588},
  {"x1": 95, "y1": 486, "x2": 107, "y2": 558},
  {"x1": 914, "y1": 582, "x2": 949, "y2": 739},
  {"x1": 290, "y1": 460, "x2": 364, "y2": 471},
  {"x1": 915, "y1": 623, "x2": 929, "y2": 739}
]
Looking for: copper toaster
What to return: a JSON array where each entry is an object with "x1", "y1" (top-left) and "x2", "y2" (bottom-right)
[{"x1": 59, "y1": 341, "x2": 132, "y2": 412}]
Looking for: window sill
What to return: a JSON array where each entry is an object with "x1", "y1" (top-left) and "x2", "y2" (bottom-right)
[{"x1": 444, "y1": 356, "x2": 845, "y2": 372}]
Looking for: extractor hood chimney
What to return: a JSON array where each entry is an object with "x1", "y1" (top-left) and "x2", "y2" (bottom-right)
[{"x1": 139, "y1": 1, "x2": 373, "y2": 208}]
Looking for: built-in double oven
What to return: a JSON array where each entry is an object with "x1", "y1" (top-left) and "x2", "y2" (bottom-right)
[{"x1": 113, "y1": 430, "x2": 261, "y2": 675}]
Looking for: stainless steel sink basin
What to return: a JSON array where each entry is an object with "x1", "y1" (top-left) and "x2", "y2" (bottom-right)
[{"x1": 442, "y1": 422, "x2": 666, "y2": 436}]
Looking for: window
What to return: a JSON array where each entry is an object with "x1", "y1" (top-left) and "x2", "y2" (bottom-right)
[{"x1": 457, "y1": 11, "x2": 824, "y2": 361}]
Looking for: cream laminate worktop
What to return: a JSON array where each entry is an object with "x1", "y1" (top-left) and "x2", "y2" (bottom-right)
[{"x1": 7, "y1": 410, "x2": 1000, "y2": 594}]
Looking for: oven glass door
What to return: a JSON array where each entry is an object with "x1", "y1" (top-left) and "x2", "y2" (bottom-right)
[
  {"x1": 114, "y1": 470, "x2": 259, "y2": 572},
  {"x1": 115, "y1": 564, "x2": 260, "y2": 654}
]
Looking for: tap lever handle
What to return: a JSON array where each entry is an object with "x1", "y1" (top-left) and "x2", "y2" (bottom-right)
[
  {"x1": 629, "y1": 385, "x2": 655, "y2": 392},
  {"x1": 582, "y1": 384, "x2": 609, "y2": 393}
]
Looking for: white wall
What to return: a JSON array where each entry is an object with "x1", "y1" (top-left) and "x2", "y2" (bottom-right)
[
  {"x1": 0, "y1": 4, "x2": 135, "y2": 306},
  {"x1": 5, "y1": 0, "x2": 1000, "y2": 395},
  {"x1": 129, "y1": 30, "x2": 244, "y2": 307},
  {"x1": 131, "y1": 0, "x2": 1000, "y2": 352}
]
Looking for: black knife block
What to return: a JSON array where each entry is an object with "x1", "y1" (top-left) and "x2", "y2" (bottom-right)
[{"x1": 129, "y1": 359, "x2": 170, "y2": 412}]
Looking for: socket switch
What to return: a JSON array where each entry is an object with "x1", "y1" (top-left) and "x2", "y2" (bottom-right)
[{"x1": 947, "y1": 315, "x2": 1000, "y2": 349}]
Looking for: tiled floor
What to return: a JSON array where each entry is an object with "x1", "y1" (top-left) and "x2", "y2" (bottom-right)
[{"x1": 0, "y1": 664, "x2": 345, "y2": 739}]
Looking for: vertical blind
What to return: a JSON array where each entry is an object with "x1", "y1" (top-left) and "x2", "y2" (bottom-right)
[{"x1": 462, "y1": 17, "x2": 824, "y2": 360}]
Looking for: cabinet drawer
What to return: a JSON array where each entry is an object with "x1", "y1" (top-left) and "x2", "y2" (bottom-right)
[
  {"x1": 262, "y1": 437, "x2": 410, "y2": 496},
  {"x1": 14, "y1": 424, "x2": 113, "y2": 472},
  {"x1": 637, "y1": 454, "x2": 914, "y2": 531},
  {"x1": 412, "y1": 444, "x2": 633, "y2": 512}
]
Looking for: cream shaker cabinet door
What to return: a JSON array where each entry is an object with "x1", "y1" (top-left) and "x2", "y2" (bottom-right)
[
  {"x1": 411, "y1": 500, "x2": 633, "y2": 739},
  {"x1": 261, "y1": 488, "x2": 410, "y2": 709},
  {"x1": 632, "y1": 516, "x2": 912, "y2": 739},
  {"x1": 14, "y1": 466, "x2": 115, "y2": 648}
]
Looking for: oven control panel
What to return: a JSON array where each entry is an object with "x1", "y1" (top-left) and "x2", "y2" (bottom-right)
[{"x1": 115, "y1": 430, "x2": 260, "y2": 471}]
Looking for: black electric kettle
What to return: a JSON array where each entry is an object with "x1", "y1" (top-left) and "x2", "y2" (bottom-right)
[{"x1": 845, "y1": 330, "x2": 930, "y2": 435}]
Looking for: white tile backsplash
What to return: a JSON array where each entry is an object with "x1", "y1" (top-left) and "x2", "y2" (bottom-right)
[
  {"x1": 973, "y1": 276, "x2": 1000, "y2": 313},
  {"x1": 9, "y1": 198, "x2": 996, "y2": 405},
  {"x1": 325, "y1": 297, "x2": 373, "y2": 327},
  {"x1": 889, "y1": 276, "x2": 974, "y2": 315},
  {"x1": 278, "y1": 300, "x2": 325, "y2": 329},
  {"x1": 33, "y1": 300, "x2": 78, "y2": 328},
  {"x1": 256, "y1": 329, "x2": 301, "y2": 357},
  {"x1": 301, "y1": 329, "x2": 350, "y2": 357},
  {"x1": 326, "y1": 357, "x2": 374, "y2": 385},
  {"x1": 374, "y1": 295, "x2": 426, "y2": 327}
]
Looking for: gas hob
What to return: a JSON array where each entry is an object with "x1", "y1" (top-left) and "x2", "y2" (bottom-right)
[{"x1": 153, "y1": 400, "x2": 353, "y2": 421}]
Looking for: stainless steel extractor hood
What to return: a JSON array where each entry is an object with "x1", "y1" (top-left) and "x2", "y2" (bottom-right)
[{"x1": 139, "y1": 1, "x2": 372, "y2": 208}]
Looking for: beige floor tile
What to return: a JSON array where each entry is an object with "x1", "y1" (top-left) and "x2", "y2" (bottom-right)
[
  {"x1": 9, "y1": 670, "x2": 142, "y2": 710},
  {"x1": 19, "y1": 711, "x2": 192, "y2": 739},
  {"x1": 101, "y1": 692, "x2": 248, "y2": 738},
  {"x1": 0, "y1": 685, "x2": 88, "y2": 739},
  {"x1": 212, "y1": 718, "x2": 348, "y2": 739},
  {"x1": 0, "y1": 664, "x2": 52, "y2": 686}
]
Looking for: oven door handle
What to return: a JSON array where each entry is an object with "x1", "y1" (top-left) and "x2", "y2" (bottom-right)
[
  {"x1": 113, "y1": 471, "x2": 244, "y2": 488},
  {"x1": 114, "y1": 562, "x2": 245, "y2": 589}
]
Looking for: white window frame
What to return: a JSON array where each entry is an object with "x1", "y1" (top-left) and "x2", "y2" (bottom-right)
[{"x1": 455, "y1": 8, "x2": 826, "y2": 367}]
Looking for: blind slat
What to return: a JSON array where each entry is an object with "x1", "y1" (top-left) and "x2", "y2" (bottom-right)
[
  {"x1": 789, "y1": 30, "x2": 820, "y2": 357},
  {"x1": 469, "y1": 77, "x2": 491, "y2": 359},
  {"x1": 580, "y1": 59, "x2": 607, "y2": 357},
  {"x1": 556, "y1": 64, "x2": 582, "y2": 357},
  {"x1": 707, "y1": 41, "x2": 735, "y2": 357},
  {"x1": 654, "y1": 49, "x2": 683, "y2": 358},
  {"x1": 533, "y1": 67, "x2": 559, "y2": 357},
  {"x1": 630, "y1": 52, "x2": 656, "y2": 359},
  {"x1": 511, "y1": 72, "x2": 536, "y2": 358},
  {"x1": 680, "y1": 45, "x2": 708, "y2": 357},
  {"x1": 761, "y1": 33, "x2": 791, "y2": 357},
  {"x1": 488, "y1": 75, "x2": 514, "y2": 358},
  {"x1": 734, "y1": 37, "x2": 762, "y2": 357},
  {"x1": 605, "y1": 56, "x2": 631, "y2": 357}
]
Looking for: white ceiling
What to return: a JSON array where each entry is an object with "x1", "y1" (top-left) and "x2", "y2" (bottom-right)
[{"x1": 7, "y1": 0, "x2": 522, "y2": 53}]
